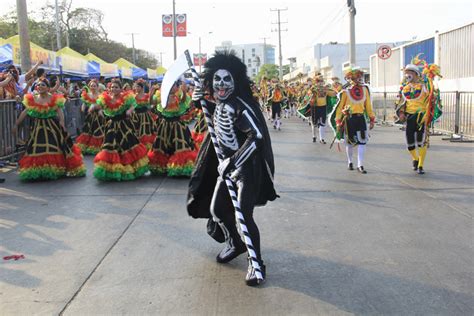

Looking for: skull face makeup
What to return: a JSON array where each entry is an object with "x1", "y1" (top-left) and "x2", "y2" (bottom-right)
[
  {"x1": 405, "y1": 71, "x2": 417, "y2": 83},
  {"x1": 213, "y1": 69, "x2": 235, "y2": 101}
]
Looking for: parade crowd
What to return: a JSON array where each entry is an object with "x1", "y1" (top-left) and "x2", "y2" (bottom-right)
[
  {"x1": 6, "y1": 51, "x2": 441, "y2": 286},
  {"x1": 8, "y1": 52, "x2": 442, "y2": 182}
]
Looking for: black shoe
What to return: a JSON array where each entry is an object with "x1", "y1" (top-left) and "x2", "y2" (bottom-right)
[
  {"x1": 273, "y1": 125, "x2": 276, "y2": 129},
  {"x1": 418, "y1": 166, "x2": 425, "y2": 174},
  {"x1": 312, "y1": 137, "x2": 316, "y2": 143},
  {"x1": 0, "y1": 178, "x2": 4, "y2": 183},
  {"x1": 413, "y1": 160, "x2": 419, "y2": 171},
  {"x1": 320, "y1": 139, "x2": 326, "y2": 144},
  {"x1": 358, "y1": 166, "x2": 367, "y2": 174},
  {"x1": 245, "y1": 258, "x2": 266, "y2": 286},
  {"x1": 216, "y1": 244, "x2": 247, "y2": 263},
  {"x1": 348, "y1": 163, "x2": 354, "y2": 170}
]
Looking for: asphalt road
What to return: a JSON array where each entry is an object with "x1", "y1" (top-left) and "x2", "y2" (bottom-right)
[{"x1": 1, "y1": 117, "x2": 473, "y2": 315}]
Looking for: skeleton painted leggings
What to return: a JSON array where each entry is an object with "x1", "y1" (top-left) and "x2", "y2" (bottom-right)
[{"x1": 210, "y1": 164, "x2": 261, "y2": 260}]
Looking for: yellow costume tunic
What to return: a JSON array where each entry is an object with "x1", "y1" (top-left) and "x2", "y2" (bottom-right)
[
  {"x1": 335, "y1": 85, "x2": 375, "y2": 145},
  {"x1": 400, "y1": 81, "x2": 430, "y2": 169}
]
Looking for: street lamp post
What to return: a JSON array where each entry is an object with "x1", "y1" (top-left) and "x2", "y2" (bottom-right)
[{"x1": 172, "y1": 0, "x2": 177, "y2": 60}]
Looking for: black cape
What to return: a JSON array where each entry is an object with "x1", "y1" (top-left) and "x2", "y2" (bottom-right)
[{"x1": 186, "y1": 96, "x2": 278, "y2": 219}]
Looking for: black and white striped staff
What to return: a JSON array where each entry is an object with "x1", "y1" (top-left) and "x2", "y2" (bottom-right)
[{"x1": 184, "y1": 51, "x2": 263, "y2": 283}]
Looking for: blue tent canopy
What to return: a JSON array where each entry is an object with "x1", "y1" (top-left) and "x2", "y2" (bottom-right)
[
  {"x1": 87, "y1": 61, "x2": 100, "y2": 78},
  {"x1": 132, "y1": 67, "x2": 147, "y2": 79},
  {"x1": 0, "y1": 44, "x2": 13, "y2": 68}
]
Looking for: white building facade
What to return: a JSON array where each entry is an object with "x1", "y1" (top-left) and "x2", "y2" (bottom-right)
[
  {"x1": 215, "y1": 41, "x2": 276, "y2": 78},
  {"x1": 284, "y1": 42, "x2": 401, "y2": 83},
  {"x1": 369, "y1": 22, "x2": 474, "y2": 92}
]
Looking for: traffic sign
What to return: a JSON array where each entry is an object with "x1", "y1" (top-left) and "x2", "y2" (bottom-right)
[{"x1": 377, "y1": 45, "x2": 392, "y2": 60}]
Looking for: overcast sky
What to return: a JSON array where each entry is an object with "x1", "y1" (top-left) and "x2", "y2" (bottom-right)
[{"x1": 1, "y1": 0, "x2": 473, "y2": 67}]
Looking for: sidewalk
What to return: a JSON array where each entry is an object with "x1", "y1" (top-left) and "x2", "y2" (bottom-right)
[{"x1": 1, "y1": 117, "x2": 473, "y2": 315}]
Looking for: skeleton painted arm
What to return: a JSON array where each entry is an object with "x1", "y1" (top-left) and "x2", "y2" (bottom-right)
[
  {"x1": 218, "y1": 105, "x2": 263, "y2": 176},
  {"x1": 232, "y1": 109, "x2": 263, "y2": 168}
]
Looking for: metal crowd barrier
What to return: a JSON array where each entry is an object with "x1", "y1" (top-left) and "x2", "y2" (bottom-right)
[
  {"x1": 371, "y1": 92, "x2": 399, "y2": 122},
  {"x1": 371, "y1": 91, "x2": 474, "y2": 138},
  {"x1": 0, "y1": 98, "x2": 85, "y2": 160},
  {"x1": 0, "y1": 99, "x2": 26, "y2": 160},
  {"x1": 64, "y1": 98, "x2": 85, "y2": 137}
]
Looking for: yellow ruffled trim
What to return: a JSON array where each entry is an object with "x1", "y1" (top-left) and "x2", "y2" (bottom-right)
[{"x1": 94, "y1": 156, "x2": 149, "y2": 173}]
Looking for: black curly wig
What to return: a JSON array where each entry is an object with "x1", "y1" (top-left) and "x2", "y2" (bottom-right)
[{"x1": 202, "y1": 50, "x2": 253, "y2": 100}]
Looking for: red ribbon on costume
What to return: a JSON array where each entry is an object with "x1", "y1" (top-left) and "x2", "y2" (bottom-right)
[{"x1": 3, "y1": 254, "x2": 25, "y2": 261}]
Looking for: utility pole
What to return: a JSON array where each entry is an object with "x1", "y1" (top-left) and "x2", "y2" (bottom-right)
[
  {"x1": 348, "y1": 0, "x2": 356, "y2": 66},
  {"x1": 16, "y1": 0, "x2": 31, "y2": 71},
  {"x1": 157, "y1": 52, "x2": 165, "y2": 67},
  {"x1": 126, "y1": 33, "x2": 139, "y2": 64},
  {"x1": 54, "y1": 0, "x2": 61, "y2": 50},
  {"x1": 259, "y1": 36, "x2": 270, "y2": 65},
  {"x1": 271, "y1": 8, "x2": 288, "y2": 80},
  {"x1": 198, "y1": 36, "x2": 202, "y2": 73},
  {"x1": 172, "y1": 0, "x2": 177, "y2": 60}
]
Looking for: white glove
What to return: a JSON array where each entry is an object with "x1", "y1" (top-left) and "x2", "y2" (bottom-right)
[{"x1": 192, "y1": 87, "x2": 204, "y2": 101}]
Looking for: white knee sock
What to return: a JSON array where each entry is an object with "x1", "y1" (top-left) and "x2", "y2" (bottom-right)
[
  {"x1": 358, "y1": 145, "x2": 366, "y2": 168},
  {"x1": 311, "y1": 124, "x2": 316, "y2": 138},
  {"x1": 319, "y1": 125, "x2": 325, "y2": 140},
  {"x1": 346, "y1": 144, "x2": 353, "y2": 164}
]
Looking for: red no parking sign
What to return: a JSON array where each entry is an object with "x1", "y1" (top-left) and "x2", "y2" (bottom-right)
[{"x1": 377, "y1": 45, "x2": 392, "y2": 60}]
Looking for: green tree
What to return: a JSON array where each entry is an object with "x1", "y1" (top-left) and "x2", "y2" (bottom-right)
[
  {"x1": 0, "y1": 3, "x2": 158, "y2": 70},
  {"x1": 255, "y1": 64, "x2": 279, "y2": 83}
]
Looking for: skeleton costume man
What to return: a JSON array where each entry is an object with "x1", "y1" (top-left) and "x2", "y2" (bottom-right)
[{"x1": 187, "y1": 51, "x2": 277, "y2": 286}]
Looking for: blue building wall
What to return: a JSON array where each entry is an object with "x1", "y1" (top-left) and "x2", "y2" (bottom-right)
[
  {"x1": 404, "y1": 38, "x2": 435, "y2": 65},
  {"x1": 266, "y1": 48, "x2": 275, "y2": 64}
]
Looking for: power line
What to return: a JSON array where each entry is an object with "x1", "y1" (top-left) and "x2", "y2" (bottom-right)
[
  {"x1": 309, "y1": 1, "x2": 347, "y2": 45},
  {"x1": 311, "y1": 9, "x2": 348, "y2": 45}
]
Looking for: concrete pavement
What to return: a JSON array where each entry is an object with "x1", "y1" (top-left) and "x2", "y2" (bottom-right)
[{"x1": 1, "y1": 117, "x2": 473, "y2": 315}]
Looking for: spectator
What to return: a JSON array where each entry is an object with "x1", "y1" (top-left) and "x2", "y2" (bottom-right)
[
  {"x1": 98, "y1": 76, "x2": 106, "y2": 92},
  {"x1": 0, "y1": 61, "x2": 43, "y2": 99}
]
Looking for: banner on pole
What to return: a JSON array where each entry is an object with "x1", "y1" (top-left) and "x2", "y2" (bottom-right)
[
  {"x1": 162, "y1": 14, "x2": 187, "y2": 37},
  {"x1": 162, "y1": 14, "x2": 173, "y2": 37},
  {"x1": 193, "y1": 53, "x2": 207, "y2": 66},
  {"x1": 176, "y1": 14, "x2": 187, "y2": 37}
]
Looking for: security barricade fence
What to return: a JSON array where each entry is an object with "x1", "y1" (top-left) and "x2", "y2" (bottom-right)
[
  {"x1": 371, "y1": 91, "x2": 474, "y2": 138},
  {"x1": 0, "y1": 98, "x2": 85, "y2": 160},
  {"x1": 371, "y1": 92, "x2": 399, "y2": 122},
  {"x1": 1, "y1": 93, "x2": 473, "y2": 160}
]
